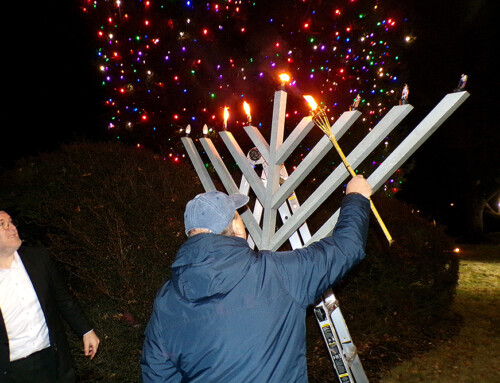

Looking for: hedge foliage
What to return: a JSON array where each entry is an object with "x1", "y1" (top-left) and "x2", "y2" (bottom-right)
[
  {"x1": 0, "y1": 142, "x2": 202, "y2": 303},
  {"x1": 0, "y1": 142, "x2": 459, "y2": 382}
]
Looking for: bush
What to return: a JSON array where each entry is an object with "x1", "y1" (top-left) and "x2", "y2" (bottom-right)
[
  {"x1": 306, "y1": 195, "x2": 459, "y2": 381},
  {"x1": 0, "y1": 142, "x2": 459, "y2": 382},
  {"x1": 341, "y1": 194, "x2": 458, "y2": 328},
  {"x1": 0, "y1": 142, "x2": 202, "y2": 304},
  {"x1": 0, "y1": 142, "x2": 207, "y2": 381}
]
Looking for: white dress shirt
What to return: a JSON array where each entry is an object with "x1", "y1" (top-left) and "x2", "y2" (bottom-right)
[{"x1": 0, "y1": 251, "x2": 50, "y2": 361}]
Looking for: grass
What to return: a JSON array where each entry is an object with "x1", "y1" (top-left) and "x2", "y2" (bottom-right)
[{"x1": 379, "y1": 244, "x2": 500, "y2": 382}]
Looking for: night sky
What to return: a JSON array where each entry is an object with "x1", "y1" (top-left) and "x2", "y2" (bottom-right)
[{"x1": 4, "y1": 0, "x2": 496, "y2": 235}]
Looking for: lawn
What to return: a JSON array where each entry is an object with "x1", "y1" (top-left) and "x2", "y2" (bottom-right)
[{"x1": 379, "y1": 244, "x2": 500, "y2": 382}]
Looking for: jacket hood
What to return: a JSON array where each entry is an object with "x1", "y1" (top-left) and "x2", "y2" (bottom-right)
[{"x1": 170, "y1": 233, "x2": 254, "y2": 302}]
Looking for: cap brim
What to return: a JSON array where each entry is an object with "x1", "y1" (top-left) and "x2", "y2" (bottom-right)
[{"x1": 228, "y1": 193, "x2": 249, "y2": 209}]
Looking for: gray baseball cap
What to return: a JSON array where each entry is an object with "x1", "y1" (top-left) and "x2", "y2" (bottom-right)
[{"x1": 184, "y1": 191, "x2": 249, "y2": 235}]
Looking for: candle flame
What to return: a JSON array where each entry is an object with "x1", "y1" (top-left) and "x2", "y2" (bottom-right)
[
  {"x1": 303, "y1": 95, "x2": 318, "y2": 111},
  {"x1": 279, "y1": 73, "x2": 290, "y2": 83},
  {"x1": 223, "y1": 106, "x2": 229, "y2": 127},
  {"x1": 202, "y1": 124, "x2": 208, "y2": 135},
  {"x1": 243, "y1": 101, "x2": 251, "y2": 118}
]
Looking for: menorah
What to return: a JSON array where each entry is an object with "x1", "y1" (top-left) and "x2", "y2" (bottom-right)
[
  {"x1": 181, "y1": 82, "x2": 469, "y2": 381},
  {"x1": 182, "y1": 87, "x2": 469, "y2": 251}
]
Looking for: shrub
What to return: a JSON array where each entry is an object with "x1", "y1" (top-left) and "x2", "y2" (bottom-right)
[
  {"x1": 340, "y1": 194, "x2": 458, "y2": 328},
  {"x1": 306, "y1": 194, "x2": 459, "y2": 381},
  {"x1": 0, "y1": 142, "x2": 459, "y2": 382},
  {"x1": 0, "y1": 142, "x2": 207, "y2": 381},
  {"x1": 0, "y1": 142, "x2": 204, "y2": 304}
]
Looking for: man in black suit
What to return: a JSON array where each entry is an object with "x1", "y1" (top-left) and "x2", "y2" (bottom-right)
[{"x1": 0, "y1": 211, "x2": 100, "y2": 383}]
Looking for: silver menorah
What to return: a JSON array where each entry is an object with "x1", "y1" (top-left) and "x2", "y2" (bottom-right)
[
  {"x1": 181, "y1": 84, "x2": 469, "y2": 382},
  {"x1": 182, "y1": 88, "x2": 469, "y2": 251}
]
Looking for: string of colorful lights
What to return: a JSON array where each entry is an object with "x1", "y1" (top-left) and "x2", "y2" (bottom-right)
[{"x1": 82, "y1": 0, "x2": 412, "y2": 195}]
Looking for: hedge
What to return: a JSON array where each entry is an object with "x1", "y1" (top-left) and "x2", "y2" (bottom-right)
[{"x1": 0, "y1": 142, "x2": 459, "y2": 382}]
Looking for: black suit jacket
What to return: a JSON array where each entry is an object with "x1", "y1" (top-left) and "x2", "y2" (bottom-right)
[{"x1": 0, "y1": 245, "x2": 93, "y2": 380}]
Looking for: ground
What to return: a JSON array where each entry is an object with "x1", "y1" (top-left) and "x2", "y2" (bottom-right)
[
  {"x1": 378, "y1": 243, "x2": 500, "y2": 382},
  {"x1": 306, "y1": 241, "x2": 499, "y2": 382}
]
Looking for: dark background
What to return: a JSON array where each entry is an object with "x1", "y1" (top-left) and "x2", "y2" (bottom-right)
[{"x1": 4, "y1": 0, "x2": 497, "y2": 237}]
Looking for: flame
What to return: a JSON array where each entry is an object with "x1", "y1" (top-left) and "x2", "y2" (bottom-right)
[
  {"x1": 223, "y1": 106, "x2": 229, "y2": 127},
  {"x1": 279, "y1": 73, "x2": 290, "y2": 83},
  {"x1": 202, "y1": 124, "x2": 208, "y2": 135},
  {"x1": 243, "y1": 101, "x2": 251, "y2": 116},
  {"x1": 303, "y1": 95, "x2": 318, "y2": 111},
  {"x1": 243, "y1": 101, "x2": 251, "y2": 122}
]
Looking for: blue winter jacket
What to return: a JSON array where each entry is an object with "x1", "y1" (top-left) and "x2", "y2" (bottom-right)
[{"x1": 141, "y1": 193, "x2": 370, "y2": 382}]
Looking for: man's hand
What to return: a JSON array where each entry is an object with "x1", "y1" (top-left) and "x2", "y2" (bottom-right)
[
  {"x1": 83, "y1": 330, "x2": 100, "y2": 360},
  {"x1": 346, "y1": 175, "x2": 372, "y2": 199}
]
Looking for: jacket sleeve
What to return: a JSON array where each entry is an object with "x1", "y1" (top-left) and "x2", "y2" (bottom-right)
[
  {"x1": 271, "y1": 193, "x2": 370, "y2": 307},
  {"x1": 141, "y1": 305, "x2": 182, "y2": 383},
  {"x1": 44, "y1": 250, "x2": 93, "y2": 336}
]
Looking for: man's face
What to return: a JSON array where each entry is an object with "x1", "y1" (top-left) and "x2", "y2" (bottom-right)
[{"x1": 0, "y1": 211, "x2": 22, "y2": 256}]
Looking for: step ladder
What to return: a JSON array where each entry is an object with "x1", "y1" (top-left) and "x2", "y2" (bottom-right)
[
  {"x1": 240, "y1": 148, "x2": 369, "y2": 383},
  {"x1": 314, "y1": 289, "x2": 369, "y2": 383}
]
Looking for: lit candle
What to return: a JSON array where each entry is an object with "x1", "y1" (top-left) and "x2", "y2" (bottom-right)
[
  {"x1": 279, "y1": 73, "x2": 290, "y2": 89},
  {"x1": 243, "y1": 101, "x2": 252, "y2": 125},
  {"x1": 303, "y1": 95, "x2": 318, "y2": 111},
  {"x1": 202, "y1": 124, "x2": 208, "y2": 136},
  {"x1": 223, "y1": 106, "x2": 229, "y2": 130}
]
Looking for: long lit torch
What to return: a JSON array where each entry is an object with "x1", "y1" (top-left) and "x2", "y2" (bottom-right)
[
  {"x1": 243, "y1": 101, "x2": 252, "y2": 125},
  {"x1": 304, "y1": 95, "x2": 393, "y2": 244}
]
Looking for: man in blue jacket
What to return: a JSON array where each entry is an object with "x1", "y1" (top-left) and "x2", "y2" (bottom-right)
[{"x1": 141, "y1": 175, "x2": 372, "y2": 382}]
